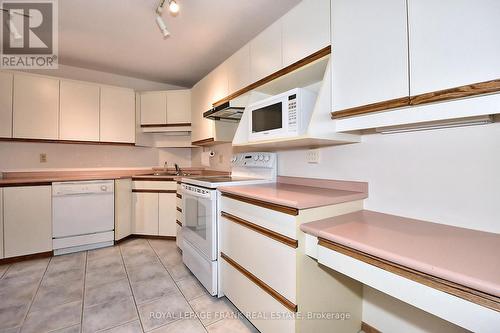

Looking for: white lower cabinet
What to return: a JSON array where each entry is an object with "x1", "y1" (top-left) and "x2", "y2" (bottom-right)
[
  {"x1": 159, "y1": 192, "x2": 176, "y2": 237},
  {"x1": 115, "y1": 179, "x2": 133, "y2": 241},
  {"x1": 220, "y1": 195, "x2": 364, "y2": 333},
  {"x1": 132, "y1": 180, "x2": 177, "y2": 237},
  {"x1": 3, "y1": 186, "x2": 52, "y2": 258},
  {"x1": 133, "y1": 192, "x2": 159, "y2": 235},
  {"x1": 176, "y1": 183, "x2": 183, "y2": 249},
  {"x1": 0, "y1": 189, "x2": 3, "y2": 259}
]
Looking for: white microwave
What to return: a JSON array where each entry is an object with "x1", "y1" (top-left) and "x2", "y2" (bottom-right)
[{"x1": 248, "y1": 88, "x2": 316, "y2": 142}]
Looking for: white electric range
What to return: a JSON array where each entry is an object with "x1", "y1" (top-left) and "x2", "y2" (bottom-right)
[{"x1": 180, "y1": 152, "x2": 277, "y2": 296}]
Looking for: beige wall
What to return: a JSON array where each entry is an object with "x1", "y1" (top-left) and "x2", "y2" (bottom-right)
[
  {"x1": 0, "y1": 141, "x2": 191, "y2": 171},
  {"x1": 191, "y1": 142, "x2": 233, "y2": 172}
]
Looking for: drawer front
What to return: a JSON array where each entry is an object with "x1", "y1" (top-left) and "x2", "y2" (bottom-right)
[
  {"x1": 221, "y1": 258, "x2": 295, "y2": 333},
  {"x1": 220, "y1": 213, "x2": 297, "y2": 303},
  {"x1": 221, "y1": 196, "x2": 296, "y2": 239},
  {"x1": 176, "y1": 197, "x2": 182, "y2": 208},
  {"x1": 133, "y1": 181, "x2": 176, "y2": 190},
  {"x1": 176, "y1": 224, "x2": 182, "y2": 249}
]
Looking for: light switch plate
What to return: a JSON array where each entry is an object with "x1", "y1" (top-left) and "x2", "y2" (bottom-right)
[{"x1": 306, "y1": 149, "x2": 320, "y2": 164}]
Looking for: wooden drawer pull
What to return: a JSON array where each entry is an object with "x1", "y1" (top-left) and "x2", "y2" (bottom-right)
[
  {"x1": 221, "y1": 193, "x2": 298, "y2": 216},
  {"x1": 176, "y1": 220, "x2": 182, "y2": 227},
  {"x1": 221, "y1": 252, "x2": 297, "y2": 312},
  {"x1": 176, "y1": 207, "x2": 182, "y2": 213},
  {"x1": 221, "y1": 211, "x2": 298, "y2": 249},
  {"x1": 176, "y1": 193, "x2": 182, "y2": 199}
]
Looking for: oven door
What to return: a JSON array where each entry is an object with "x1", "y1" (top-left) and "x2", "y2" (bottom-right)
[{"x1": 181, "y1": 185, "x2": 217, "y2": 261}]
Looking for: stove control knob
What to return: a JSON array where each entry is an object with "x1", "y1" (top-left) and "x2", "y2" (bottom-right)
[
  {"x1": 264, "y1": 155, "x2": 270, "y2": 162},
  {"x1": 258, "y1": 155, "x2": 264, "y2": 161},
  {"x1": 253, "y1": 155, "x2": 258, "y2": 161}
]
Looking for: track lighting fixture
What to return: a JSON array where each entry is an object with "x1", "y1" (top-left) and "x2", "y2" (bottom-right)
[
  {"x1": 157, "y1": 0, "x2": 179, "y2": 15},
  {"x1": 155, "y1": 15, "x2": 170, "y2": 38}
]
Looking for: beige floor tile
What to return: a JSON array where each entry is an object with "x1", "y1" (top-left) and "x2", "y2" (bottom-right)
[
  {"x1": 0, "y1": 286, "x2": 38, "y2": 309},
  {"x1": 50, "y1": 324, "x2": 81, "y2": 333},
  {"x1": 82, "y1": 296, "x2": 138, "y2": 333},
  {"x1": 0, "y1": 326, "x2": 21, "y2": 333},
  {"x1": 31, "y1": 281, "x2": 84, "y2": 311},
  {"x1": 0, "y1": 303, "x2": 30, "y2": 330},
  {"x1": 5, "y1": 259, "x2": 49, "y2": 278},
  {"x1": 176, "y1": 275, "x2": 208, "y2": 301},
  {"x1": 84, "y1": 278, "x2": 132, "y2": 307},
  {"x1": 164, "y1": 262, "x2": 192, "y2": 282},
  {"x1": 42, "y1": 268, "x2": 84, "y2": 288},
  {"x1": 86, "y1": 255, "x2": 124, "y2": 273},
  {"x1": 126, "y1": 264, "x2": 170, "y2": 284},
  {"x1": 206, "y1": 317, "x2": 259, "y2": 333},
  {"x1": 99, "y1": 320, "x2": 143, "y2": 333},
  {"x1": 131, "y1": 275, "x2": 177, "y2": 305},
  {"x1": 48, "y1": 253, "x2": 86, "y2": 274},
  {"x1": 137, "y1": 292, "x2": 193, "y2": 332},
  {"x1": 21, "y1": 300, "x2": 82, "y2": 333},
  {"x1": 87, "y1": 246, "x2": 121, "y2": 262},
  {"x1": 150, "y1": 318, "x2": 205, "y2": 333},
  {"x1": 85, "y1": 263, "x2": 127, "y2": 289},
  {"x1": 0, "y1": 265, "x2": 10, "y2": 279},
  {"x1": 189, "y1": 295, "x2": 238, "y2": 326}
]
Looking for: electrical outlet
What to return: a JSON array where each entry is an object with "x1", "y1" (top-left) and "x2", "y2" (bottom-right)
[
  {"x1": 39, "y1": 153, "x2": 47, "y2": 163},
  {"x1": 306, "y1": 149, "x2": 320, "y2": 164}
]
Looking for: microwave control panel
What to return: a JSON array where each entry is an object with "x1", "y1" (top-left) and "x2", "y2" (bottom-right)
[{"x1": 288, "y1": 94, "x2": 298, "y2": 131}]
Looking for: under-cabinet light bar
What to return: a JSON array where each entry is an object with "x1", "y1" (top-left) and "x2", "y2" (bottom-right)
[{"x1": 376, "y1": 115, "x2": 493, "y2": 134}]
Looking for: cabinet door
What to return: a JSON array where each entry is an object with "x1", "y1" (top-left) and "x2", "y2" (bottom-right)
[
  {"x1": 191, "y1": 76, "x2": 215, "y2": 143},
  {"x1": 166, "y1": 90, "x2": 191, "y2": 124},
  {"x1": 331, "y1": 0, "x2": 409, "y2": 111},
  {"x1": 227, "y1": 44, "x2": 251, "y2": 94},
  {"x1": 140, "y1": 92, "x2": 167, "y2": 125},
  {"x1": 133, "y1": 192, "x2": 158, "y2": 235},
  {"x1": 0, "y1": 72, "x2": 13, "y2": 138},
  {"x1": 100, "y1": 86, "x2": 135, "y2": 143},
  {"x1": 408, "y1": 0, "x2": 500, "y2": 95},
  {"x1": 282, "y1": 0, "x2": 330, "y2": 67},
  {"x1": 3, "y1": 186, "x2": 52, "y2": 258},
  {"x1": 250, "y1": 20, "x2": 282, "y2": 82},
  {"x1": 115, "y1": 179, "x2": 132, "y2": 241},
  {"x1": 13, "y1": 74, "x2": 59, "y2": 139},
  {"x1": 159, "y1": 192, "x2": 176, "y2": 237},
  {"x1": 0, "y1": 189, "x2": 3, "y2": 259},
  {"x1": 59, "y1": 80, "x2": 99, "y2": 141}
]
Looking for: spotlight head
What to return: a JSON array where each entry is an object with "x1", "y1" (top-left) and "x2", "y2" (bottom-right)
[{"x1": 169, "y1": 0, "x2": 180, "y2": 14}]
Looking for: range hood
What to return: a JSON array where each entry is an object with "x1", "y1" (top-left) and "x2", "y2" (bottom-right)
[{"x1": 203, "y1": 101, "x2": 244, "y2": 121}]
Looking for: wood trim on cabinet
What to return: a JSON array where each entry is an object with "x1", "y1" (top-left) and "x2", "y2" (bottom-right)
[
  {"x1": 176, "y1": 193, "x2": 182, "y2": 199},
  {"x1": 410, "y1": 79, "x2": 500, "y2": 105},
  {"x1": 131, "y1": 189, "x2": 176, "y2": 194},
  {"x1": 0, "y1": 251, "x2": 53, "y2": 265},
  {"x1": 191, "y1": 137, "x2": 215, "y2": 146},
  {"x1": 131, "y1": 177, "x2": 176, "y2": 181},
  {"x1": 0, "y1": 137, "x2": 135, "y2": 146},
  {"x1": 331, "y1": 97, "x2": 410, "y2": 119},
  {"x1": 213, "y1": 46, "x2": 332, "y2": 107},
  {"x1": 221, "y1": 192, "x2": 299, "y2": 216},
  {"x1": 318, "y1": 238, "x2": 500, "y2": 312},
  {"x1": 140, "y1": 123, "x2": 191, "y2": 128},
  {"x1": 176, "y1": 220, "x2": 182, "y2": 227},
  {"x1": 0, "y1": 182, "x2": 52, "y2": 188},
  {"x1": 221, "y1": 211, "x2": 298, "y2": 249},
  {"x1": 331, "y1": 79, "x2": 500, "y2": 119},
  {"x1": 176, "y1": 207, "x2": 182, "y2": 213},
  {"x1": 220, "y1": 252, "x2": 298, "y2": 312},
  {"x1": 361, "y1": 322, "x2": 382, "y2": 333}
]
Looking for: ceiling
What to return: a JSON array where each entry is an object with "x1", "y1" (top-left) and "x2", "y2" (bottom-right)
[{"x1": 59, "y1": 0, "x2": 301, "y2": 88}]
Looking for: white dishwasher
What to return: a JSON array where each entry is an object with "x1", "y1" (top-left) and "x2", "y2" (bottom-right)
[{"x1": 52, "y1": 180, "x2": 115, "y2": 255}]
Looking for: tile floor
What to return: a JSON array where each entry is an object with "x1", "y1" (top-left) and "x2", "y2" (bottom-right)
[{"x1": 0, "y1": 239, "x2": 259, "y2": 333}]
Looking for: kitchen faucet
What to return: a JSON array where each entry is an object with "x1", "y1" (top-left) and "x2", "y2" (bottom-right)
[{"x1": 175, "y1": 163, "x2": 181, "y2": 175}]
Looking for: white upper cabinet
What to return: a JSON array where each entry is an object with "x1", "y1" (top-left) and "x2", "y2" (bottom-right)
[
  {"x1": 13, "y1": 74, "x2": 59, "y2": 139},
  {"x1": 227, "y1": 44, "x2": 251, "y2": 94},
  {"x1": 59, "y1": 80, "x2": 100, "y2": 141},
  {"x1": 331, "y1": 0, "x2": 409, "y2": 111},
  {"x1": 282, "y1": 0, "x2": 330, "y2": 67},
  {"x1": 408, "y1": 0, "x2": 500, "y2": 95},
  {"x1": 0, "y1": 72, "x2": 13, "y2": 138},
  {"x1": 166, "y1": 90, "x2": 191, "y2": 124},
  {"x1": 100, "y1": 86, "x2": 135, "y2": 143},
  {"x1": 250, "y1": 20, "x2": 283, "y2": 82},
  {"x1": 140, "y1": 91, "x2": 167, "y2": 125}
]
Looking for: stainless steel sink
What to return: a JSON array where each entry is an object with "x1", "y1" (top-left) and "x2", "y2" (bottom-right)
[{"x1": 151, "y1": 171, "x2": 192, "y2": 176}]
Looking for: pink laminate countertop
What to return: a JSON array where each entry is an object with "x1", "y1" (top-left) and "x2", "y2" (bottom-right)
[
  {"x1": 300, "y1": 210, "x2": 500, "y2": 298},
  {"x1": 219, "y1": 177, "x2": 368, "y2": 210}
]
